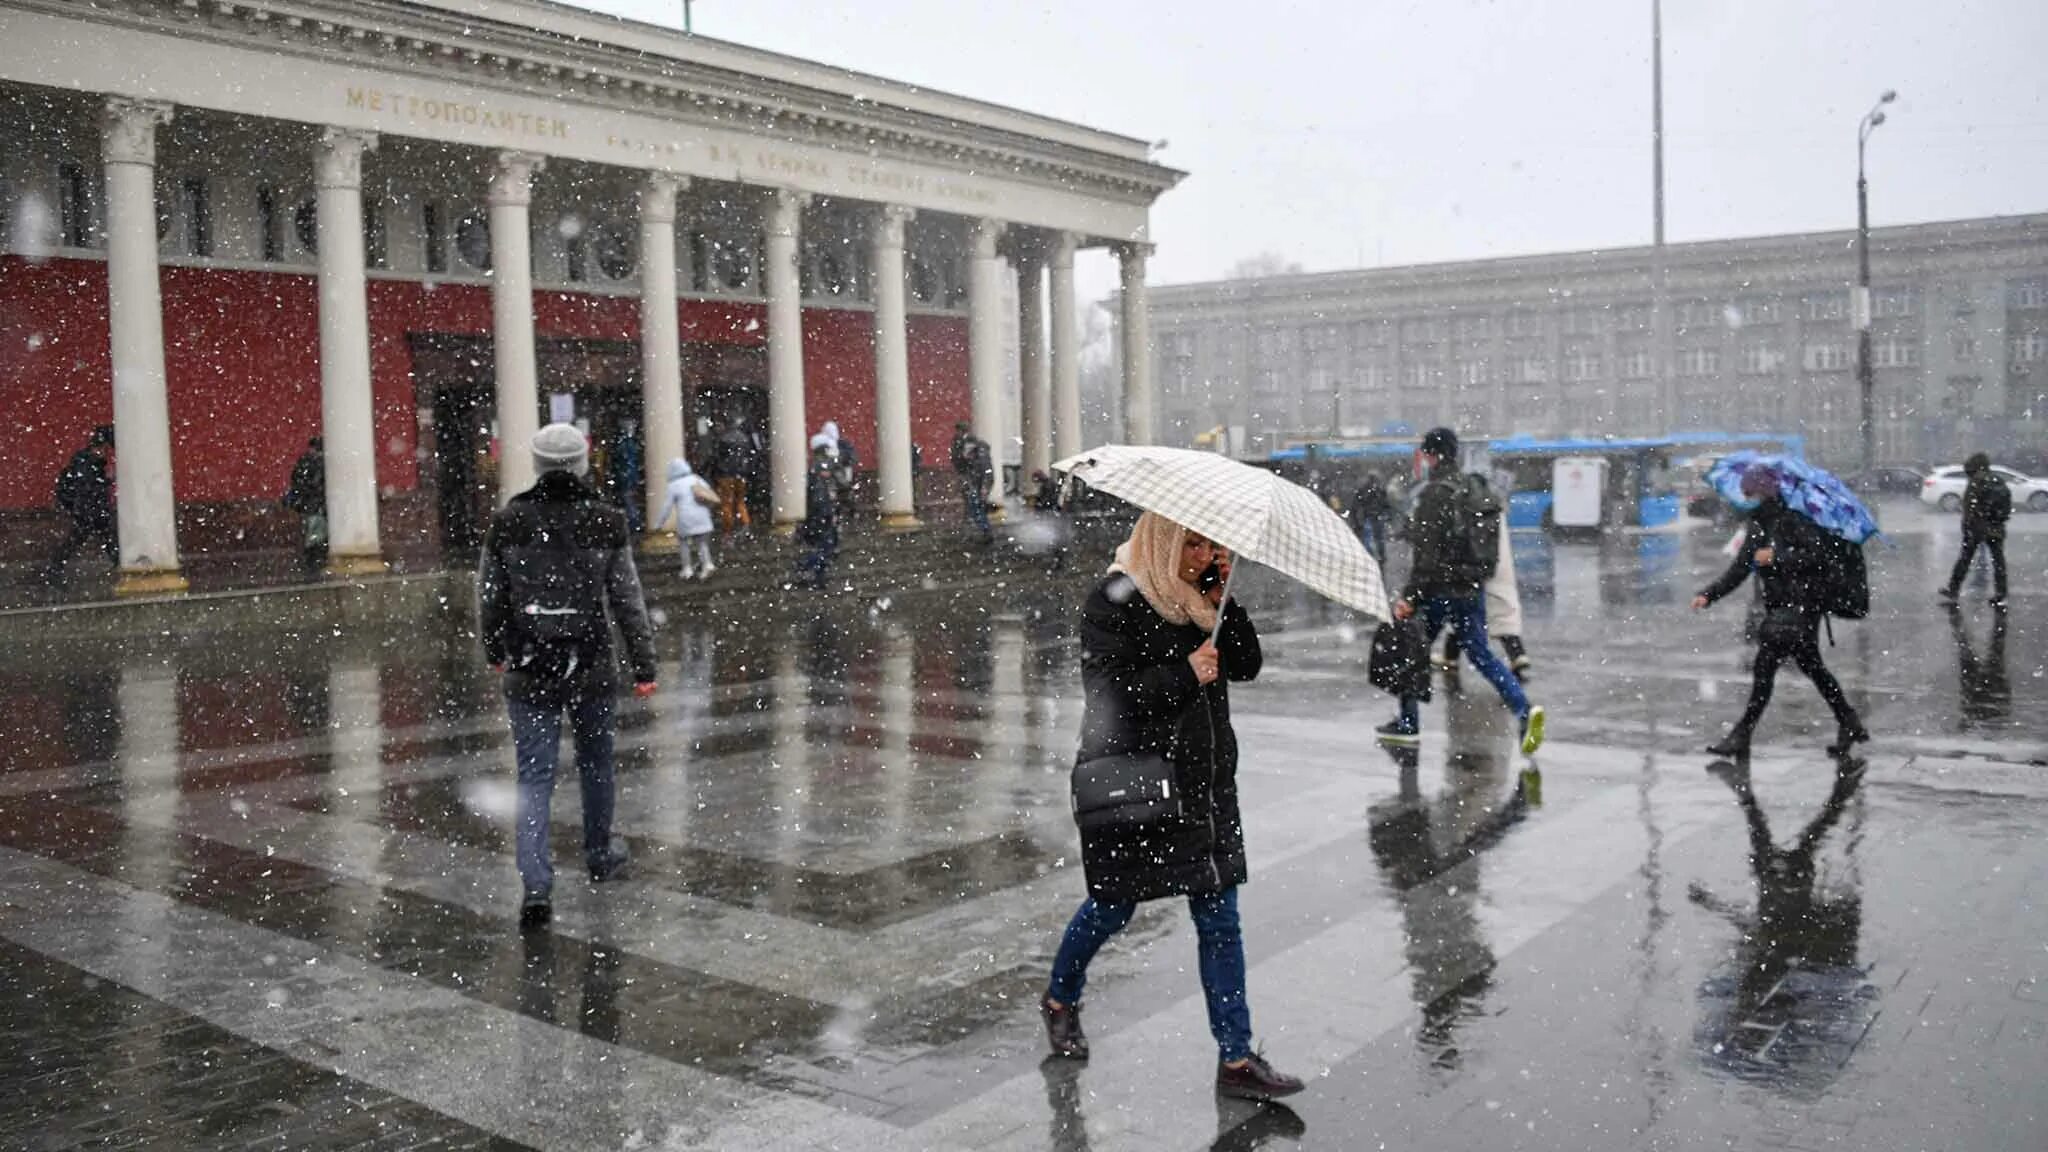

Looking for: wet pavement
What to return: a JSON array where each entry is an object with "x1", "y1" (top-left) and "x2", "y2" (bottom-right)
[{"x1": 2, "y1": 501, "x2": 2045, "y2": 1150}]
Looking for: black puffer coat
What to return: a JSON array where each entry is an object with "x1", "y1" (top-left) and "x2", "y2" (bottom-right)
[{"x1": 1075, "y1": 573, "x2": 1263, "y2": 904}]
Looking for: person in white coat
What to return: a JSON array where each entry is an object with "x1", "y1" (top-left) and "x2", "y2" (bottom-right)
[{"x1": 654, "y1": 457, "x2": 720, "y2": 579}]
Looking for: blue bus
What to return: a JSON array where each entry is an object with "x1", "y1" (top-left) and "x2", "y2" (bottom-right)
[{"x1": 1269, "y1": 432, "x2": 1805, "y2": 532}]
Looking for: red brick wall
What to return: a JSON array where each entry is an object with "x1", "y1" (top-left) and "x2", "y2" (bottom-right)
[{"x1": 0, "y1": 254, "x2": 971, "y2": 515}]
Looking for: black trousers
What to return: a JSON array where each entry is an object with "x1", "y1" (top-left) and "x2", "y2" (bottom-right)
[
  {"x1": 47, "y1": 517, "x2": 117, "y2": 581},
  {"x1": 1946, "y1": 531, "x2": 2007, "y2": 599},
  {"x1": 1734, "y1": 611, "x2": 1860, "y2": 734}
]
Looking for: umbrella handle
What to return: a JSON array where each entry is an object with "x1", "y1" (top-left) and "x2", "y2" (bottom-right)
[{"x1": 1208, "y1": 561, "x2": 1240, "y2": 646}]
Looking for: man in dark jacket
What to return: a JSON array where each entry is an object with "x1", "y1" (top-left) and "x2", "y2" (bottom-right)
[
  {"x1": 791, "y1": 444, "x2": 840, "y2": 589},
  {"x1": 281, "y1": 436, "x2": 327, "y2": 580},
  {"x1": 1693, "y1": 470, "x2": 1867, "y2": 757},
  {"x1": 951, "y1": 421, "x2": 993, "y2": 539},
  {"x1": 1938, "y1": 453, "x2": 2009, "y2": 608},
  {"x1": 1379, "y1": 428, "x2": 1545, "y2": 754},
  {"x1": 46, "y1": 424, "x2": 117, "y2": 585},
  {"x1": 478, "y1": 423, "x2": 658, "y2": 929}
]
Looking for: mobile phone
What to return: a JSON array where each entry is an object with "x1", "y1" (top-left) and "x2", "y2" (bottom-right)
[{"x1": 1198, "y1": 563, "x2": 1223, "y2": 593}]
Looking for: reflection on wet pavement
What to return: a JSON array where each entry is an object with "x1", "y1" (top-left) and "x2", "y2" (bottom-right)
[{"x1": 1, "y1": 515, "x2": 2045, "y2": 1150}]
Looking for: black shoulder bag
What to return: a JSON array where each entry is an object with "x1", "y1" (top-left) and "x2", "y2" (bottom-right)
[{"x1": 1071, "y1": 750, "x2": 1180, "y2": 831}]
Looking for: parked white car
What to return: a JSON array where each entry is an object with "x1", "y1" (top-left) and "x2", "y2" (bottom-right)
[{"x1": 1919, "y1": 464, "x2": 2048, "y2": 513}]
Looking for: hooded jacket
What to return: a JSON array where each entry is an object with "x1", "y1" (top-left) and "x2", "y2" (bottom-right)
[
  {"x1": 1961, "y1": 464, "x2": 2011, "y2": 539},
  {"x1": 478, "y1": 470, "x2": 658, "y2": 705},
  {"x1": 655, "y1": 457, "x2": 716, "y2": 538}
]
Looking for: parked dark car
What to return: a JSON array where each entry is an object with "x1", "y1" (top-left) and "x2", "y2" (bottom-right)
[{"x1": 1844, "y1": 466, "x2": 1926, "y2": 496}]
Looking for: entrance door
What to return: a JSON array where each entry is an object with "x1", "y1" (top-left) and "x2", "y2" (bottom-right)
[
  {"x1": 683, "y1": 343, "x2": 769, "y2": 521},
  {"x1": 409, "y1": 334, "x2": 497, "y2": 559}
]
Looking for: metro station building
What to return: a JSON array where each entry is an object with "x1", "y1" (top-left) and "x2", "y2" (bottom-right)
[{"x1": 0, "y1": 0, "x2": 1178, "y2": 593}]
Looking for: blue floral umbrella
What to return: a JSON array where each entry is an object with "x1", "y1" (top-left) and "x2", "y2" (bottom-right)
[{"x1": 1706, "y1": 451, "x2": 1880, "y2": 543}]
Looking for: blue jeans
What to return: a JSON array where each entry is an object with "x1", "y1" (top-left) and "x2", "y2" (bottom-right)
[
  {"x1": 794, "y1": 526, "x2": 838, "y2": 586},
  {"x1": 1046, "y1": 888, "x2": 1252, "y2": 1062},
  {"x1": 508, "y1": 691, "x2": 617, "y2": 896},
  {"x1": 1399, "y1": 595, "x2": 1530, "y2": 729},
  {"x1": 961, "y1": 478, "x2": 991, "y2": 536}
]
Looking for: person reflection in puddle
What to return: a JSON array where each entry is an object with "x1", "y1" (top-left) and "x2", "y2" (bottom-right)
[
  {"x1": 1948, "y1": 604, "x2": 2011, "y2": 731},
  {"x1": 1038, "y1": 1059, "x2": 1307, "y2": 1152},
  {"x1": 1688, "y1": 761, "x2": 1873, "y2": 1086},
  {"x1": 1366, "y1": 723, "x2": 1534, "y2": 1069}
]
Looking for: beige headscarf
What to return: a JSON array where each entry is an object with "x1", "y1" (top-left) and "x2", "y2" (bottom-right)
[{"x1": 1108, "y1": 511, "x2": 1217, "y2": 631}]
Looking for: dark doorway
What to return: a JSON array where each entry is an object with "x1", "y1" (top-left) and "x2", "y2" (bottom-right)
[{"x1": 408, "y1": 334, "x2": 768, "y2": 561}]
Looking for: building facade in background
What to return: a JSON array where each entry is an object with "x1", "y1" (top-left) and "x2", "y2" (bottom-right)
[
  {"x1": 1137, "y1": 214, "x2": 2048, "y2": 468},
  {"x1": 0, "y1": 0, "x2": 1177, "y2": 593}
]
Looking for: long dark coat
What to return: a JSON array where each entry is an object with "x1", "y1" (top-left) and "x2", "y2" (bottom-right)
[{"x1": 1075, "y1": 573, "x2": 1263, "y2": 904}]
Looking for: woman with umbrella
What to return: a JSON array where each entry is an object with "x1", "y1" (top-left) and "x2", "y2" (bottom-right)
[
  {"x1": 1038, "y1": 509, "x2": 1306, "y2": 1101},
  {"x1": 1692, "y1": 462, "x2": 1870, "y2": 758}
]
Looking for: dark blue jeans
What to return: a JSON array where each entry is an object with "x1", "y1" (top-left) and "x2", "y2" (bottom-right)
[
  {"x1": 1399, "y1": 595, "x2": 1530, "y2": 730},
  {"x1": 508, "y1": 690, "x2": 616, "y2": 897},
  {"x1": 794, "y1": 526, "x2": 839, "y2": 586},
  {"x1": 961, "y1": 478, "x2": 991, "y2": 536},
  {"x1": 1046, "y1": 888, "x2": 1252, "y2": 1062}
]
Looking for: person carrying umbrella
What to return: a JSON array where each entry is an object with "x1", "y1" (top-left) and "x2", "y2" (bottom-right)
[
  {"x1": 1692, "y1": 468, "x2": 1868, "y2": 758},
  {"x1": 1039, "y1": 444, "x2": 1388, "y2": 1101},
  {"x1": 1039, "y1": 510, "x2": 1305, "y2": 1101}
]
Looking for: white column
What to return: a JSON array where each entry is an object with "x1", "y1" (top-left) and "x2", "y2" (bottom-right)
[
  {"x1": 101, "y1": 98, "x2": 185, "y2": 596},
  {"x1": 639, "y1": 172, "x2": 686, "y2": 545},
  {"x1": 870, "y1": 204, "x2": 919, "y2": 531},
  {"x1": 763, "y1": 188, "x2": 810, "y2": 532},
  {"x1": 488, "y1": 151, "x2": 544, "y2": 505},
  {"x1": 314, "y1": 128, "x2": 384, "y2": 577},
  {"x1": 1119, "y1": 241, "x2": 1156, "y2": 445},
  {"x1": 1050, "y1": 231, "x2": 1083, "y2": 462},
  {"x1": 968, "y1": 217, "x2": 1009, "y2": 518},
  {"x1": 1016, "y1": 248, "x2": 1051, "y2": 480}
]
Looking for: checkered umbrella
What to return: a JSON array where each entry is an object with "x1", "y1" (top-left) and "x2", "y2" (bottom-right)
[{"x1": 1055, "y1": 444, "x2": 1388, "y2": 624}]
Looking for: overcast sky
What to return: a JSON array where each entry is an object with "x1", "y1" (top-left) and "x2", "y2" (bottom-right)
[{"x1": 571, "y1": 0, "x2": 2048, "y2": 303}]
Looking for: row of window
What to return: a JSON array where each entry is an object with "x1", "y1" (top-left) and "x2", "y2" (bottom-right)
[{"x1": 26, "y1": 164, "x2": 965, "y2": 304}]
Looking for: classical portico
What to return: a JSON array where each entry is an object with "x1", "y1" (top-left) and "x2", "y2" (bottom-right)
[{"x1": 0, "y1": 0, "x2": 1180, "y2": 590}]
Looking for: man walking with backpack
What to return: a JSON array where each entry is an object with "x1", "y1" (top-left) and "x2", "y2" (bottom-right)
[
  {"x1": 45, "y1": 424, "x2": 117, "y2": 586},
  {"x1": 1378, "y1": 428, "x2": 1547, "y2": 755},
  {"x1": 478, "y1": 423, "x2": 659, "y2": 929},
  {"x1": 1937, "y1": 453, "x2": 2009, "y2": 609},
  {"x1": 1693, "y1": 469, "x2": 1868, "y2": 758}
]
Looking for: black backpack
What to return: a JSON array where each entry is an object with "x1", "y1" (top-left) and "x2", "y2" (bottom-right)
[
  {"x1": 1784, "y1": 508, "x2": 1868, "y2": 621},
  {"x1": 503, "y1": 543, "x2": 610, "y2": 683},
  {"x1": 1982, "y1": 477, "x2": 2013, "y2": 525},
  {"x1": 1427, "y1": 474, "x2": 1503, "y2": 585}
]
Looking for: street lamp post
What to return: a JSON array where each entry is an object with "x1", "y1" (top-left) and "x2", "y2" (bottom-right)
[{"x1": 1856, "y1": 90, "x2": 1896, "y2": 471}]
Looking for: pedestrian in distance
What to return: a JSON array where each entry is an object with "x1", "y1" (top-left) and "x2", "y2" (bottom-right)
[
  {"x1": 45, "y1": 424, "x2": 118, "y2": 586},
  {"x1": 1692, "y1": 469, "x2": 1868, "y2": 759},
  {"x1": 653, "y1": 455, "x2": 720, "y2": 580},
  {"x1": 1348, "y1": 471, "x2": 1393, "y2": 565},
  {"x1": 281, "y1": 436, "x2": 327, "y2": 581},
  {"x1": 1937, "y1": 453, "x2": 2010, "y2": 609},
  {"x1": 709, "y1": 423, "x2": 754, "y2": 536},
  {"x1": 1040, "y1": 511, "x2": 1306, "y2": 1101},
  {"x1": 791, "y1": 444, "x2": 840, "y2": 589},
  {"x1": 477, "y1": 423, "x2": 658, "y2": 930},
  {"x1": 951, "y1": 420, "x2": 994, "y2": 541},
  {"x1": 1377, "y1": 428, "x2": 1546, "y2": 755}
]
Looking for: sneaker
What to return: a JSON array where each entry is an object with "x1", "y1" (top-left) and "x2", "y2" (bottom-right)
[
  {"x1": 1519, "y1": 706, "x2": 1546, "y2": 756},
  {"x1": 678, "y1": 567, "x2": 695, "y2": 581},
  {"x1": 588, "y1": 838, "x2": 631, "y2": 883},
  {"x1": 519, "y1": 890, "x2": 552, "y2": 930},
  {"x1": 1041, "y1": 996, "x2": 1089, "y2": 1060},
  {"x1": 700, "y1": 563, "x2": 717, "y2": 580},
  {"x1": 1825, "y1": 722, "x2": 1870, "y2": 758},
  {"x1": 1375, "y1": 720, "x2": 1420, "y2": 747},
  {"x1": 1989, "y1": 594, "x2": 2007, "y2": 609},
  {"x1": 1705, "y1": 732, "x2": 1751, "y2": 758},
  {"x1": 1510, "y1": 653, "x2": 1533, "y2": 682},
  {"x1": 1936, "y1": 588, "x2": 1958, "y2": 605},
  {"x1": 1216, "y1": 1051, "x2": 1305, "y2": 1101}
]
